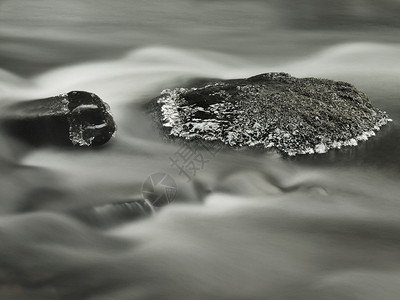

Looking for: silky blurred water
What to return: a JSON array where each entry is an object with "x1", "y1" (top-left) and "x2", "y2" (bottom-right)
[{"x1": 0, "y1": 1, "x2": 400, "y2": 299}]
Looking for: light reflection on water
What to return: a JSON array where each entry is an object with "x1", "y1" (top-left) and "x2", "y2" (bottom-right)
[{"x1": 0, "y1": 1, "x2": 400, "y2": 299}]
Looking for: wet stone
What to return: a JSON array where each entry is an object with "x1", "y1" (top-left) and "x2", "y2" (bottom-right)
[
  {"x1": 1, "y1": 91, "x2": 116, "y2": 146},
  {"x1": 70, "y1": 199, "x2": 154, "y2": 228},
  {"x1": 150, "y1": 72, "x2": 391, "y2": 156}
]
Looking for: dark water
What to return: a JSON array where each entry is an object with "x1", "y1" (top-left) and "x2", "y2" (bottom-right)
[{"x1": 0, "y1": 1, "x2": 400, "y2": 299}]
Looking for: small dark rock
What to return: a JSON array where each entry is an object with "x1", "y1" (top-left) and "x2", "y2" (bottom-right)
[
  {"x1": 70, "y1": 199, "x2": 154, "y2": 228},
  {"x1": 1, "y1": 91, "x2": 116, "y2": 146},
  {"x1": 150, "y1": 72, "x2": 391, "y2": 155}
]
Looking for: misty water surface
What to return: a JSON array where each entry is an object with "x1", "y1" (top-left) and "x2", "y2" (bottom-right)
[{"x1": 0, "y1": 1, "x2": 400, "y2": 299}]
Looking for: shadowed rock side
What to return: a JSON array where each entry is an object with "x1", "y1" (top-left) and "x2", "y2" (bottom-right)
[
  {"x1": 151, "y1": 73, "x2": 391, "y2": 156},
  {"x1": 1, "y1": 91, "x2": 116, "y2": 146}
]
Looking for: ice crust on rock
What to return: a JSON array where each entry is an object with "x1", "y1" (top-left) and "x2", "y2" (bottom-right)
[
  {"x1": 155, "y1": 72, "x2": 391, "y2": 156},
  {"x1": 63, "y1": 91, "x2": 116, "y2": 146}
]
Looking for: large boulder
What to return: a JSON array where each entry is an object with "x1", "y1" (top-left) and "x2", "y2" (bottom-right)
[{"x1": 151, "y1": 72, "x2": 391, "y2": 155}]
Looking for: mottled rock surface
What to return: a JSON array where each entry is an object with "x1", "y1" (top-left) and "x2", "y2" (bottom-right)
[
  {"x1": 151, "y1": 72, "x2": 391, "y2": 155},
  {"x1": 1, "y1": 91, "x2": 116, "y2": 146}
]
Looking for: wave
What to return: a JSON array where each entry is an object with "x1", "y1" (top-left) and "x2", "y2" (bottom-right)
[
  {"x1": 1, "y1": 163, "x2": 399, "y2": 299},
  {"x1": 1, "y1": 42, "x2": 399, "y2": 103}
]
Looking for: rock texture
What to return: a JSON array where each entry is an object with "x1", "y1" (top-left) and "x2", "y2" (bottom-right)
[
  {"x1": 1, "y1": 91, "x2": 116, "y2": 146},
  {"x1": 71, "y1": 199, "x2": 154, "y2": 228},
  {"x1": 152, "y1": 72, "x2": 391, "y2": 155}
]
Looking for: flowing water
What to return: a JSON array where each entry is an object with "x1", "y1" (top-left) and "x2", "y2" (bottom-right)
[{"x1": 0, "y1": 1, "x2": 400, "y2": 299}]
